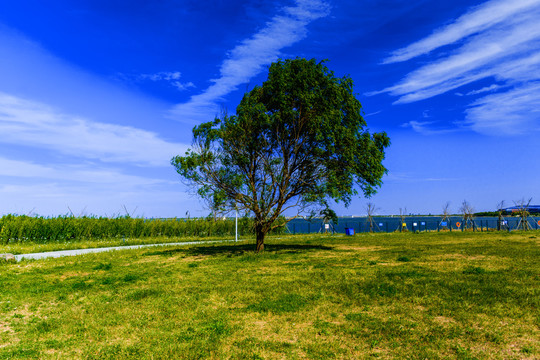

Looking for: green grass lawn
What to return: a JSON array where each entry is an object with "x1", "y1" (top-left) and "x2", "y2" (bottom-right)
[{"x1": 1, "y1": 232, "x2": 538, "y2": 359}]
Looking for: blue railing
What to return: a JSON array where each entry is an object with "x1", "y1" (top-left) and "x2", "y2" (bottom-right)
[{"x1": 285, "y1": 216, "x2": 540, "y2": 234}]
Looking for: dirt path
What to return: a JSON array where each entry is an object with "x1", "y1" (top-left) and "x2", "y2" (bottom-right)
[{"x1": 13, "y1": 239, "x2": 238, "y2": 262}]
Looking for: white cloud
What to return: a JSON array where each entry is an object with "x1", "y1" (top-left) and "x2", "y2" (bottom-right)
[
  {"x1": 383, "y1": 172, "x2": 460, "y2": 183},
  {"x1": 383, "y1": 10, "x2": 540, "y2": 103},
  {"x1": 463, "y1": 82, "x2": 540, "y2": 135},
  {"x1": 138, "y1": 71, "x2": 195, "y2": 91},
  {"x1": 375, "y1": 0, "x2": 540, "y2": 135},
  {"x1": 465, "y1": 84, "x2": 502, "y2": 96},
  {"x1": 0, "y1": 180, "x2": 195, "y2": 218},
  {"x1": 0, "y1": 157, "x2": 172, "y2": 186},
  {"x1": 171, "y1": 81, "x2": 195, "y2": 91},
  {"x1": 140, "y1": 71, "x2": 182, "y2": 81},
  {"x1": 383, "y1": 0, "x2": 540, "y2": 64},
  {"x1": 0, "y1": 155, "x2": 196, "y2": 218},
  {"x1": 0, "y1": 26, "x2": 173, "y2": 129},
  {"x1": 0, "y1": 24, "x2": 196, "y2": 217},
  {"x1": 364, "y1": 110, "x2": 382, "y2": 117},
  {"x1": 169, "y1": 0, "x2": 330, "y2": 123},
  {"x1": 0, "y1": 93, "x2": 188, "y2": 166},
  {"x1": 0, "y1": 157, "x2": 194, "y2": 218},
  {"x1": 401, "y1": 120, "x2": 459, "y2": 136},
  {"x1": 456, "y1": 84, "x2": 505, "y2": 97}
]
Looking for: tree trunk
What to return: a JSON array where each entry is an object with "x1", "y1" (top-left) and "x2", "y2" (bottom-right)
[{"x1": 255, "y1": 224, "x2": 266, "y2": 252}]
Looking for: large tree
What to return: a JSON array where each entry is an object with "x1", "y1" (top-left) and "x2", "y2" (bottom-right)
[{"x1": 172, "y1": 58, "x2": 390, "y2": 252}]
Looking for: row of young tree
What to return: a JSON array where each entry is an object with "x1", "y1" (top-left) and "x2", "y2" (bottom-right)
[{"x1": 361, "y1": 198, "x2": 537, "y2": 232}]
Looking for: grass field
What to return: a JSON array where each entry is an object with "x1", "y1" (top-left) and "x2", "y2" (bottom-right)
[{"x1": 1, "y1": 231, "x2": 538, "y2": 359}]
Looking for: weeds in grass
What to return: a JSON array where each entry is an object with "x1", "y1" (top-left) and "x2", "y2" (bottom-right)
[
  {"x1": 397, "y1": 255, "x2": 411, "y2": 262},
  {"x1": 92, "y1": 262, "x2": 112, "y2": 271},
  {"x1": 462, "y1": 266, "x2": 487, "y2": 275}
]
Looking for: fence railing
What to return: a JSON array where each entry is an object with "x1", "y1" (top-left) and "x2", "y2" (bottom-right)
[{"x1": 285, "y1": 216, "x2": 540, "y2": 234}]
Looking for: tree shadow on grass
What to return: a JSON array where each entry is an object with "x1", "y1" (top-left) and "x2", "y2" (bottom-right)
[{"x1": 143, "y1": 243, "x2": 333, "y2": 257}]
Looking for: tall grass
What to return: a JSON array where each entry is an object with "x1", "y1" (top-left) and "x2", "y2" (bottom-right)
[{"x1": 0, "y1": 215, "x2": 283, "y2": 244}]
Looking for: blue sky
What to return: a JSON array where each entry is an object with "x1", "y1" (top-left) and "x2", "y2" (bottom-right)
[{"x1": 0, "y1": 0, "x2": 539, "y2": 217}]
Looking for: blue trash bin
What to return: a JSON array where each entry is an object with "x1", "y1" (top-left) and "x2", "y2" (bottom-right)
[{"x1": 345, "y1": 228, "x2": 355, "y2": 236}]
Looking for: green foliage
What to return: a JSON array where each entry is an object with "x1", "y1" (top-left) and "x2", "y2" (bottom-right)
[
  {"x1": 0, "y1": 214, "x2": 286, "y2": 244},
  {"x1": 319, "y1": 208, "x2": 339, "y2": 225},
  {"x1": 172, "y1": 58, "x2": 389, "y2": 250},
  {"x1": 474, "y1": 211, "x2": 509, "y2": 217}
]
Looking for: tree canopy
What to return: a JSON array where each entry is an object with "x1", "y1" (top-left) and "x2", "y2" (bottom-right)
[{"x1": 172, "y1": 58, "x2": 390, "y2": 251}]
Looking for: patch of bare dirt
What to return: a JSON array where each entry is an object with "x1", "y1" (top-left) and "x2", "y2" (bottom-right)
[
  {"x1": 334, "y1": 245, "x2": 383, "y2": 252},
  {"x1": 433, "y1": 316, "x2": 456, "y2": 325},
  {"x1": 0, "y1": 321, "x2": 13, "y2": 334},
  {"x1": 0, "y1": 320, "x2": 19, "y2": 349},
  {"x1": 59, "y1": 272, "x2": 91, "y2": 280}
]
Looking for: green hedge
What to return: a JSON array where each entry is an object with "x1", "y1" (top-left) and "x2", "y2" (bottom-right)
[{"x1": 0, "y1": 215, "x2": 285, "y2": 244}]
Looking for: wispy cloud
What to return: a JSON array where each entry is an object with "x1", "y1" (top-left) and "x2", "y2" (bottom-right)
[
  {"x1": 171, "y1": 81, "x2": 196, "y2": 91},
  {"x1": 169, "y1": 0, "x2": 330, "y2": 123},
  {"x1": 465, "y1": 84, "x2": 502, "y2": 96},
  {"x1": 383, "y1": 0, "x2": 540, "y2": 64},
  {"x1": 139, "y1": 71, "x2": 195, "y2": 91},
  {"x1": 140, "y1": 71, "x2": 182, "y2": 81},
  {"x1": 456, "y1": 84, "x2": 503, "y2": 96},
  {"x1": 0, "y1": 153, "x2": 195, "y2": 217},
  {"x1": 0, "y1": 180, "x2": 193, "y2": 217},
  {"x1": 374, "y1": 0, "x2": 540, "y2": 135},
  {"x1": 364, "y1": 110, "x2": 382, "y2": 117},
  {"x1": 384, "y1": 172, "x2": 460, "y2": 183},
  {"x1": 463, "y1": 82, "x2": 540, "y2": 135},
  {"x1": 382, "y1": 10, "x2": 540, "y2": 103},
  {"x1": 0, "y1": 157, "x2": 171, "y2": 186},
  {"x1": 401, "y1": 120, "x2": 459, "y2": 136},
  {"x1": 0, "y1": 155, "x2": 192, "y2": 217},
  {"x1": 0, "y1": 93, "x2": 188, "y2": 166}
]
